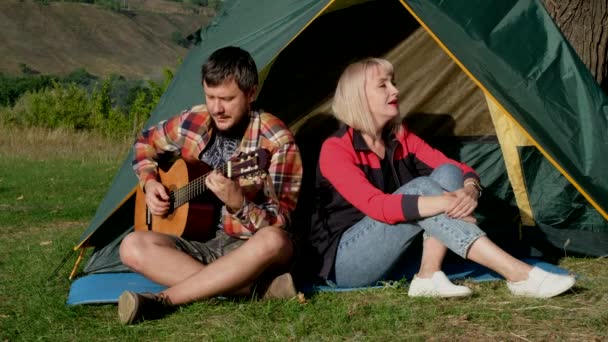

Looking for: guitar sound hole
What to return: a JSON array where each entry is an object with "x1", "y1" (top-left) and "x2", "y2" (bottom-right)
[{"x1": 167, "y1": 202, "x2": 175, "y2": 215}]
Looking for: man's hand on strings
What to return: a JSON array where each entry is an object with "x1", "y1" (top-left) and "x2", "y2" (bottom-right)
[
  {"x1": 206, "y1": 170, "x2": 244, "y2": 212},
  {"x1": 144, "y1": 179, "x2": 170, "y2": 216}
]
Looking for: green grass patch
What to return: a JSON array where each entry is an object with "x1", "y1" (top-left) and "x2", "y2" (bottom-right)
[
  {"x1": 0, "y1": 157, "x2": 116, "y2": 229},
  {"x1": 0, "y1": 127, "x2": 607, "y2": 341}
]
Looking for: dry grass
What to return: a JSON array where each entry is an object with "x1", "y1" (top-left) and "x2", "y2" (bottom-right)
[{"x1": 0, "y1": 125, "x2": 131, "y2": 163}]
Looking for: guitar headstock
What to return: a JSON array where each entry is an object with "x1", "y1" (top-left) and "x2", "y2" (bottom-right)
[{"x1": 227, "y1": 148, "x2": 271, "y2": 178}]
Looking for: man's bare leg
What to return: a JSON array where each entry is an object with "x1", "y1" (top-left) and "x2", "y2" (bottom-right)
[
  {"x1": 120, "y1": 226, "x2": 292, "y2": 305},
  {"x1": 162, "y1": 226, "x2": 292, "y2": 304},
  {"x1": 120, "y1": 231, "x2": 205, "y2": 287}
]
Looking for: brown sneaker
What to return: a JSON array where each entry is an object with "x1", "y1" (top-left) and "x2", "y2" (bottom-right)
[
  {"x1": 118, "y1": 291, "x2": 172, "y2": 324},
  {"x1": 262, "y1": 273, "x2": 297, "y2": 300}
]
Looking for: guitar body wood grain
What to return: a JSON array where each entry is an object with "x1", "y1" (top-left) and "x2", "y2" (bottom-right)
[{"x1": 134, "y1": 159, "x2": 219, "y2": 242}]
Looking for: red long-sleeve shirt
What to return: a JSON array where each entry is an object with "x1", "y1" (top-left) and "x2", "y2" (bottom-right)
[{"x1": 308, "y1": 124, "x2": 478, "y2": 279}]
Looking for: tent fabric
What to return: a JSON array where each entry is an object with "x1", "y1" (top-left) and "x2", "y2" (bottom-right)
[
  {"x1": 75, "y1": 0, "x2": 608, "y2": 277},
  {"x1": 83, "y1": 228, "x2": 132, "y2": 274},
  {"x1": 403, "y1": 0, "x2": 608, "y2": 219},
  {"x1": 388, "y1": 29, "x2": 493, "y2": 137},
  {"x1": 521, "y1": 146, "x2": 608, "y2": 256},
  {"x1": 287, "y1": 27, "x2": 494, "y2": 137}
]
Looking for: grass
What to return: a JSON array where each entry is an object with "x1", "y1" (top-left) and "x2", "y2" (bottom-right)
[{"x1": 0, "y1": 126, "x2": 607, "y2": 341}]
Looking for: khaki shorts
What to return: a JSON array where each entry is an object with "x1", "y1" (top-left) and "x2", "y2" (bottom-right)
[{"x1": 171, "y1": 229, "x2": 246, "y2": 265}]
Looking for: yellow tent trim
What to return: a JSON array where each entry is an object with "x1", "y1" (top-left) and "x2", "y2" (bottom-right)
[
  {"x1": 398, "y1": 0, "x2": 608, "y2": 221},
  {"x1": 485, "y1": 94, "x2": 535, "y2": 226}
]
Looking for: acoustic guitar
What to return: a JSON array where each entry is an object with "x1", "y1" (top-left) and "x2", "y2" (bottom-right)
[{"x1": 134, "y1": 149, "x2": 270, "y2": 241}]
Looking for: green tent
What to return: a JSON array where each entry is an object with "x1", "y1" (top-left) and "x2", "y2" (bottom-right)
[{"x1": 70, "y1": 0, "x2": 608, "y2": 277}]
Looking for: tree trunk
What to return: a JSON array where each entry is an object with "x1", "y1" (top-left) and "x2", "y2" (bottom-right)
[{"x1": 542, "y1": 0, "x2": 608, "y2": 93}]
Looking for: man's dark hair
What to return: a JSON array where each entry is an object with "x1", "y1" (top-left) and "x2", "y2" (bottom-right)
[{"x1": 201, "y1": 46, "x2": 258, "y2": 92}]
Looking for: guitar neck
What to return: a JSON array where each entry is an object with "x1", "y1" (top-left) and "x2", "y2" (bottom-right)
[
  {"x1": 169, "y1": 149, "x2": 268, "y2": 209},
  {"x1": 170, "y1": 164, "x2": 231, "y2": 208}
]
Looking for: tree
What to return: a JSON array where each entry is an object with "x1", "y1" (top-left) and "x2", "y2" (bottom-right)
[
  {"x1": 92, "y1": 78, "x2": 113, "y2": 123},
  {"x1": 542, "y1": 0, "x2": 608, "y2": 93}
]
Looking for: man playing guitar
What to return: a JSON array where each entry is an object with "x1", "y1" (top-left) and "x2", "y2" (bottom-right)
[{"x1": 118, "y1": 46, "x2": 303, "y2": 324}]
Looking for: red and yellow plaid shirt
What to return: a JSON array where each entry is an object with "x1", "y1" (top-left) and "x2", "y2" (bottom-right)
[{"x1": 132, "y1": 104, "x2": 302, "y2": 238}]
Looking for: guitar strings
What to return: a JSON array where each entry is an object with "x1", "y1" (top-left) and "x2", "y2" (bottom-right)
[
  {"x1": 170, "y1": 164, "x2": 229, "y2": 208},
  {"x1": 167, "y1": 150, "x2": 262, "y2": 209}
]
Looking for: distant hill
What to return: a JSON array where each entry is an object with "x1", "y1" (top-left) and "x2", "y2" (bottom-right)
[{"x1": 0, "y1": 0, "x2": 215, "y2": 80}]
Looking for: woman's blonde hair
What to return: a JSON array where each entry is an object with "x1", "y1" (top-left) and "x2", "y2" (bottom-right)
[{"x1": 332, "y1": 58, "x2": 401, "y2": 136}]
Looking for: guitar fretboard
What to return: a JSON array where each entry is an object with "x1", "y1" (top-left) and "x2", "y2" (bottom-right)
[{"x1": 170, "y1": 164, "x2": 230, "y2": 208}]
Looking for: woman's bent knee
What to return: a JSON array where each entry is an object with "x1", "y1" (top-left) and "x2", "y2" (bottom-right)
[
  {"x1": 397, "y1": 176, "x2": 443, "y2": 196},
  {"x1": 432, "y1": 163, "x2": 461, "y2": 177},
  {"x1": 430, "y1": 163, "x2": 463, "y2": 192}
]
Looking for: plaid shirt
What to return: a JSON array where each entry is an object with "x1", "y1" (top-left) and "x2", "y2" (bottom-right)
[{"x1": 132, "y1": 104, "x2": 302, "y2": 238}]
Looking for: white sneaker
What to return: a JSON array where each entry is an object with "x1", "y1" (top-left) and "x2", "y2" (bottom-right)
[
  {"x1": 507, "y1": 266, "x2": 575, "y2": 298},
  {"x1": 408, "y1": 271, "x2": 473, "y2": 298}
]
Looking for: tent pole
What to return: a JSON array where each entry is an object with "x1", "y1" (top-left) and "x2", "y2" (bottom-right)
[{"x1": 69, "y1": 249, "x2": 86, "y2": 280}]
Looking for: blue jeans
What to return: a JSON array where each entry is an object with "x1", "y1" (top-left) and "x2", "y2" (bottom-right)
[{"x1": 333, "y1": 164, "x2": 486, "y2": 287}]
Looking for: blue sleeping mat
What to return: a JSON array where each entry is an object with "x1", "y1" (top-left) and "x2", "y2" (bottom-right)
[
  {"x1": 67, "y1": 258, "x2": 570, "y2": 305},
  {"x1": 68, "y1": 272, "x2": 167, "y2": 305}
]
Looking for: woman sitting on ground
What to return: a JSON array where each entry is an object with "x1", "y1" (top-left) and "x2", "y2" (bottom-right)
[{"x1": 307, "y1": 57, "x2": 575, "y2": 298}]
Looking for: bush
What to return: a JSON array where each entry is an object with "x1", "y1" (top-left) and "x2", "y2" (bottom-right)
[
  {"x1": 172, "y1": 30, "x2": 190, "y2": 48},
  {"x1": 3, "y1": 81, "x2": 92, "y2": 130},
  {"x1": 63, "y1": 68, "x2": 98, "y2": 88},
  {"x1": 0, "y1": 66, "x2": 174, "y2": 139},
  {"x1": 0, "y1": 73, "x2": 56, "y2": 107},
  {"x1": 19, "y1": 63, "x2": 40, "y2": 76},
  {"x1": 94, "y1": 0, "x2": 122, "y2": 11},
  {"x1": 208, "y1": 0, "x2": 222, "y2": 11}
]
